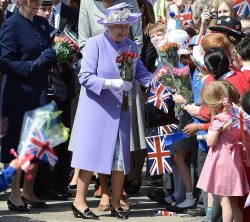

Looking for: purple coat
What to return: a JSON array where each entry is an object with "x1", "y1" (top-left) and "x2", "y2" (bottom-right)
[{"x1": 71, "y1": 31, "x2": 152, "y2": 175}]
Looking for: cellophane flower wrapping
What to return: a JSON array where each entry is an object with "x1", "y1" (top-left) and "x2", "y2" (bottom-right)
[
  {"x1": 17, "y1": 101, "x2": 69, "y2": 166},
  {"x1": 53, "y1": 35, "x2": 80, "y2": 65},
  {"x1": 116, "y1": 51, "x2": 138, "y2": 111},
  {"x1": 158, "y1": 42, "x2": 179, "y2": 67},
  {"x1": 154, "y1": 65, "x2": 193, "y2": 113}
]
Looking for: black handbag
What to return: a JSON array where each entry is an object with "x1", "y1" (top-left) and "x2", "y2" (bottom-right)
[
  {"x1": 144, "y1": 99, "x2": 178, "y2": 128},
  {"x1": 47, "y1": 68, "x2": 67, "y2": 102}
]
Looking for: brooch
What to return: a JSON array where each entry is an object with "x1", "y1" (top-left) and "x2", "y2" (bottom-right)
[{"x1": 41, "y1": 25, "x2": 46, "y2": 30}]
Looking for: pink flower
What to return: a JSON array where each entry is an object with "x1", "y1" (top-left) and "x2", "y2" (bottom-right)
[
  {"x1": 159, "y1": 66, "x2": 170, "y2": 76},
  {"x1": 173, "y1": 65, "x2": 190, "y2": 76}
]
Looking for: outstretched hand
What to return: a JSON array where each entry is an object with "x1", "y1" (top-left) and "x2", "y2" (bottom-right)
[
  {"x1": 184, "y1": 104, "x2": 201, "y2": 117},
  {"x1": 183, "y1": 123, "x2": 201, "y2": 136}
]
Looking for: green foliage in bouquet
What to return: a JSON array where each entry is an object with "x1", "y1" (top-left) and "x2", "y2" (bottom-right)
[
  {"x1": 53, "y1": 35, "x2": 80, "y2": 64},
  {"x1": 158, "y1": 42, "x2": 179, "y2": 67}
]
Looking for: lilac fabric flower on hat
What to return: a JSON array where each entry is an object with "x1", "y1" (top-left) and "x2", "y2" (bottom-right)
[{"x1": 97, "y1": 2, "x2": 141, "y2": 26}]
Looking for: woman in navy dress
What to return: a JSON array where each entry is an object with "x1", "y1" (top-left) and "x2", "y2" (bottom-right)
[{"x1": 0, "y1": 0, "x2": 56, "y2": 211}]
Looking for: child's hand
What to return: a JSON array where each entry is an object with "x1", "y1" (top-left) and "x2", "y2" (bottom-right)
[
  {"x1": 183, "y1": 123, "x2": 201, "y2": 136},
  {"x1": 156, "y1": 15, "x2": 164, "y2": 23},
  {"x1": 184, "y1": 104, "x2": 201, "y2": 116},
  {"x1": 173, "y1": 94, "x2": 186, "y2": 105},
  {"x1": 9, "y1": 159, "x2": 21, "y2": 170}
]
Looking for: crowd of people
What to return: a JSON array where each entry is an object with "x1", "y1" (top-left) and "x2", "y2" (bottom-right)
[{"x1": 0, "y1": 0, "x2": 250, "y2": 221}]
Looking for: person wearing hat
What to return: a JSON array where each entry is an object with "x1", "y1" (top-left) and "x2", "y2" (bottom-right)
[
  {"x1": 209, "y1": 15, "x2": 245, "y2": 40},
  {"x1": 0, "y1": 0, "x2": 56, "y2": 212},
  {"x1": 34, "y1": 0, "x2": 78, "y2": 201},
  {"x1": 72, "y1": 0, "x2": 143, "y2": 210},
  {"x1": 70, "y1": 3, "x2": 152, "y2": 220}
]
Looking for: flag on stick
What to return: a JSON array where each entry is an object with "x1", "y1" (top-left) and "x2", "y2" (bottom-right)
[
  {"x1": 147, "y1": 79, "x2": 173, "y2": 114},
  {"x1": 145, "y1": 135, "x2": 172, "y2": 176}
]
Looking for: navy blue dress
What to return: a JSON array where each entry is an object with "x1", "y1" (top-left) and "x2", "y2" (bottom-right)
[{"x1": 0, "y1": 11, "x2": 51, "y2": 163}]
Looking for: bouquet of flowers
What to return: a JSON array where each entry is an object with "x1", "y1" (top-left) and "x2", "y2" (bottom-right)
[
  {"x1": 158, "y1": 42, "x2": 179, "y2": 67},
  {"x1": 172, "y1": 65, "x2": 193, "y2": 104},
  {"x1": 53, "y1": 35, "x2": 80, "y2": 64},
  {"x1": 116, "y1": 51, "x2": 138, "y2": 111},
  {"x1": 18, "y1": 101, "x2": 69, "y2": 167},
  {"x1": 155, "y1": 65, "x2": 193, "y2": 112}
]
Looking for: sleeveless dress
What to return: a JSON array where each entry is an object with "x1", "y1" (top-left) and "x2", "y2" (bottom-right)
[{"x1": 197, "y1": 112, "x2": 249, "y2": 196}]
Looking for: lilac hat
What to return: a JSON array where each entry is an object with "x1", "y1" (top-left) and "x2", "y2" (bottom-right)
[{"x1": 97, "y1": 3, "x2": 141, "y2": 26}]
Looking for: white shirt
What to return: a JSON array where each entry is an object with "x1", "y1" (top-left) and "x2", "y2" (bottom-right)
[
  {"x1": 241, "y1": 66, "x2": 250, "y2": 72},
  {"x1": 219, "y1": 70, "x2": 235, "y2": 80},
  {"x1": 53, "y1": 2, "x2": 62, "y2": 29}
]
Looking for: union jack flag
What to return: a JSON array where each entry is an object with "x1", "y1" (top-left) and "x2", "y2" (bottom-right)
[
  {"x1": 233, "y1": 0, "x2": 250, "y2": 16},
  {"x1": 231, "y1": 103, "x2": 250, "y2": 132},
  {"x1": 153, "y1": 124, "x2": 178, "y2": 136},
  {"x1": 146, "y1": 135, "x2": 172, "y2": 176},
  {"x1": 26, "y1": 128, "x2": 58, "y2": 166},
  {"x1": 158, "y1": 124, "x2": 178, "y2": 135},
  {"x1": 147, "y1": 79, "x2": 173, "y2": 114},
  {"x1": 179, "y1": 4, "x2": 192, "y2": 26}
]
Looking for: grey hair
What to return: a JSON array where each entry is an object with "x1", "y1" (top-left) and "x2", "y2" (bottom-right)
[{"x1": 192, "y1": 0, "x2": 214, "y2": 22}]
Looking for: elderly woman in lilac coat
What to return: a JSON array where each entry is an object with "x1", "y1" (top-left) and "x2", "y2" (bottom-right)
[{"x1": 70, "y1": 3, "x2": 152, "y2": 220}]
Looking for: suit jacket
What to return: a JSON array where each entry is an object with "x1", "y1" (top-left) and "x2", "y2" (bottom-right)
[
  {"x1": 57, "y1": 3, "x2": 79, "y2": 100},
  {"x1": 6, "y1": 10, "x2": 13, "y2": 19},
  {"x1": 59, "y1": 3, "x2": 78, "y2": 33}
]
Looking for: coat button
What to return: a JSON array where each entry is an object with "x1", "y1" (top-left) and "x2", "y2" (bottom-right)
[{"x1": 116, "y1": 104, "x2": 120, "y2": 108}]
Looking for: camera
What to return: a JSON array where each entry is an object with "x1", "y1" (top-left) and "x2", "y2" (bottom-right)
[{"x1": 210, "y1": 11, "x2": 218, "y2": 19}]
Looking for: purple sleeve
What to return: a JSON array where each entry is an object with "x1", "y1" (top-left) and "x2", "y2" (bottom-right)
[
  {"x1": 78, "y1": 37, "x2": 106, "y2": 96},
  {"x1": 134, "y1": 58, "x2": 153, "y2": 87}
]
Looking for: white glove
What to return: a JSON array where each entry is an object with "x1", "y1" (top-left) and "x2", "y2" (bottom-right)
[{"x1": 103, "y1": 79, "x2": 132, "y2": 91}]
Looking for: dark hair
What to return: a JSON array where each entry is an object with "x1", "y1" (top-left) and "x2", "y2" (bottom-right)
[
  {"x1": 183, "y1": 25, "x2": 197, "y2": 38},
  {"x1": 236, "y1": 37, "x2": 250, "y2": 61},
  {"x1": 137, "y1": 0, "x2": 154, "y2": 32},
  {"x1": 69, "y1": 0, "x2": 80, "y2": 10},
  {"x1": 204, "y1": 47, "x2": 230, "y2": 79},
  {"x1": 242, "y1": 90, "x2": 250, "y2": 115}
]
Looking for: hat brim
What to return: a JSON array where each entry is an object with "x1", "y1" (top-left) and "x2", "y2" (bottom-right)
[
  {"x1": 209, "y1": 26, "x2": 245, "y2": 38},
  {"x1": 97, "y1": 13, "x2": 141, "y2": 25}
]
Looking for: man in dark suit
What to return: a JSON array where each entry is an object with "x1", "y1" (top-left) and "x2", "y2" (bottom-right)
[{"x1": 35, "y1": 0, "x2": 79, "y2": 200}]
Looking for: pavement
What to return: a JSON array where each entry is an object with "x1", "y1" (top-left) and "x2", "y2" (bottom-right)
[{"x1": 0, "y1": 178, "x2": 204, "y2": 222}]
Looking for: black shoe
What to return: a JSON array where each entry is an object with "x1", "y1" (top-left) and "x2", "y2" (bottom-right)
[
  {"x1": 68, "y1": 184, "x2": 77, "y2": 190},
  {"x1": 147, "y1": 189, "x2": 166, "y2": 204},
  {"x1": 71, "y1": 204, "x2": 99, "y2": 220},
  {"x1": 60, "y1": 188, "x2": 72, "y2": 198},
  {"x1": 110, "y1": 205, "x2": 128, "y2": 220},
  {"x1": 7, "y1": 199, "x2": 29, "y2": 212},
  {"x1": 22, "y1": 196, "x2": 48, "y2": 208},
  {"x1": 187, "y1": 207, "x2": 206, "y2": 216}
]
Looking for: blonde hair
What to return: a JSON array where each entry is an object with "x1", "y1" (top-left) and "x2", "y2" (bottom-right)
[
  {"x1": 201, "y1": 81, "x2": 229, "y2": 114},
  {"x1": 218, "y1": 80, "x2": 240, "y2": 104},
  {"x1": 213, "y1": 0, "x2": 234, "y2": 17},
  {"x1": 146, "y1": 22, "x2": 165, "y2": 37}
]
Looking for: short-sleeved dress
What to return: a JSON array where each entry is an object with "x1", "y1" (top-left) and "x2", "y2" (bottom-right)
[{"x1": 197, "y1": 112, "x2": 249, "y2": 196}]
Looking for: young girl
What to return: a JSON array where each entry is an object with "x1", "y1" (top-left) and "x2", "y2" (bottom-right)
[{"x1": 197, "y1": 81, "x2": 249, "y2": 222}]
